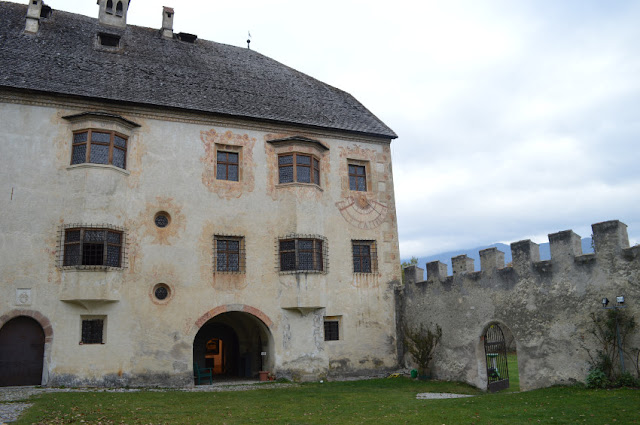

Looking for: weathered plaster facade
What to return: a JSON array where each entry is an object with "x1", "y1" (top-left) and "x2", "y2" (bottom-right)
[
  {"x1": 0, "y1": 1, "x2": 400, "y2": 386},
  {"x1": 398, "y1": 220, "x2": 640, "y2": 391}
]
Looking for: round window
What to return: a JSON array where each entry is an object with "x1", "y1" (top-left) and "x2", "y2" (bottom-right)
[
  {"x1": 154, "y1": 212, "x2": 170, "y2": 228},
  {"x1": 153, "y1": 284, "x2": 171, "y2": 301}
]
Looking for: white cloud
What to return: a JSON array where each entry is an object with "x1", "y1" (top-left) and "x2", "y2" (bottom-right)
[{"x1": 44, "y1": 0, "x2": 640, "y2": 258}]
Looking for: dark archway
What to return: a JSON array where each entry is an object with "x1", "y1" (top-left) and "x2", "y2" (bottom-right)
[
  {"x1": 193, "y1": 311, "x2": 273, "y2": 381},
  {"x1": 0, "y1": 316, "x2": 45, "y2": 386}
]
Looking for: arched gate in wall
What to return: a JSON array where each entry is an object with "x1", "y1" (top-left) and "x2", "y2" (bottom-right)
[{"x1": 484, "y1": 323, "x2": 509, "y2": 392}]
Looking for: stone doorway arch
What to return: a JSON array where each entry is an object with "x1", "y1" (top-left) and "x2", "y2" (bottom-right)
[
  {"x1": 476, "y1": 320, "x2": 519, "y2": 392},
  {"x1": 193, "y1": 305, "x2": 274, "y2": 381}
]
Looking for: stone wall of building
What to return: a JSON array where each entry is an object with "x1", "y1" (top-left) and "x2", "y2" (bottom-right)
[
  {"x1": 0, "y1": 93, "x2": 401, "y2": 386},
  {"x1": 398, "y1": 220, "x2": 640, "y2": 391}
]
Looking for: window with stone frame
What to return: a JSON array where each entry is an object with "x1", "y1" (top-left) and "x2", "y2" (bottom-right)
[
  {"x1": 348, "y1": 163, "x2": 367, "y2": 191},
  {"x1": 81, "y1": 318, "x2": 104, "y2": 344},
  {"x1": 278, "y1": 236, "x2": 326, "y2": 272},
  {"x1": 71, "y1": 129, "x2": 127, "y2": 169},
  {"x1": 278, "y1": 153, "x2": 320, "y2": 185},
  {"x1": 61, "y1": 225, "x2": 125, "y2": 268},
  {"x1": 216, "y1": 151, "x2": 239, "y2": 181},
  {"x1": 214, "y1": 235, "x2": 245, "y2": 273},
  {"x1": 324, "y1": 317, "x2": 341, "y2": 341},
  {"x1": 352, "y1": 240, "x2": 377, "y2": 273}
]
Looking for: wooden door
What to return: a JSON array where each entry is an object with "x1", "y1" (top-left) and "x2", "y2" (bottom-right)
[{"x1": 0, "y1": 317, "x2": 45, "y2": 386}]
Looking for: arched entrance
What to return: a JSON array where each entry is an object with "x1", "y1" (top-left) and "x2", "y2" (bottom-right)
[
  {"x1": 193, "y1": 309, "x2": 274, "y2": 380},
  {"x1": 0, "y1": 316, "x2": 45, "y2": 386}
]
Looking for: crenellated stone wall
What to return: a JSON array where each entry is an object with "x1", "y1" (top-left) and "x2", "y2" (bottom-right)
[{"x1": 397, "y1": 220, "x2": 640, "y2": 391}]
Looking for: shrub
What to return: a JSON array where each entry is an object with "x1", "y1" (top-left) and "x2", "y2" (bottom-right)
[
  {"x1": 585, "y1": 368, "x2": 610, "y2": 389},
  {"x1": 613, "y1": 372, "x2": 638, "y2": 388},
  {"x1": 404, "y1": 323, "x2": 442, "y2": 376}
]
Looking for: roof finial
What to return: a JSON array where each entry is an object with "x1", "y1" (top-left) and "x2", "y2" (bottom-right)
[{"x1": 247, "y1": 31, "x2": 251, "y2": 49}]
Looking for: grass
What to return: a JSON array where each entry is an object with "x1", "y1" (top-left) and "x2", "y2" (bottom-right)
[
  {"x1": 14, "y1": 378, "x2": 640, "y2": 425},
  {"x1": 504, "y1": 352, "x2": 520, "y2": 393}
]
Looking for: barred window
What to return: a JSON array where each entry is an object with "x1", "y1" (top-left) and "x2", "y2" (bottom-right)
[
  {"x1": 216, "y1": 151, "x2": 239, "y2": 181},
  {"x1": 279, "y1": 238, "x2": 324, "y2": 272},
  {"x1": 324, "y1": 319, "x2": 340, "y2": 341},
  {"x1": 214, "y1": 236, "x2": 245, "y2": 273},
  {"x1": 348, "y1": 164, "x2": 367, "y2": 191},
  {"x1": 63, "y1": 227, "x2": 123, "y2": 267},
  {"x1": 278, "y1": 153, "x2": 320, "y2": 185},
  {"x1": 71, "y1": 129, "x2": 127, "y2": 169},
  {"x1": 352, "y1": 240, "x2": 377, "y2": 273},
  {"x1": 81, "y1": 319, "x2": 104, "y2": 344}
]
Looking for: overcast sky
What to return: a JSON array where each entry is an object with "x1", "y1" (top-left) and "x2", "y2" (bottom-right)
[{"x1": 43, "y1": 0, "x2": 640, "y2": 258}]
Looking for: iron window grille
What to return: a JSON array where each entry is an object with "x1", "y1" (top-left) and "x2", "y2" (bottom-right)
[
  {"x1": 278, "y1": 153, "x2": 320, "y2": 185},
  {"x1": 277, "y1": 235, "x2": 327, "y2": 273},
  {"x1": 71, "y1": 129, "x2": 127, "y2": 169},
  {"x1": 352, "y1": 240, "x2": 377, "y2": 273},
  {"x1": 57, "y1": 224, "x2": 127, "y2": 270},
  {"x1": 216, "y1": 151, "x2": 239, "y2": 181},
  {"x1": 81, "y1": 319, "x2": 104, "y2": 344},
  {"x1": 348, "y1": 164, "x2": 367, "y2": 191},
  {"x1": 213, "y1": 235, "x2": 245, "y2": 273},
  {"x1": 324, "y1": 320, "x2": 340, "y2": 341}
]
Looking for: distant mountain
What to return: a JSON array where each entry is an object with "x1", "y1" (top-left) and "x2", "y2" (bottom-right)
[{"x1": 403, "y1": 238, "x2": 593, "y2": 276}]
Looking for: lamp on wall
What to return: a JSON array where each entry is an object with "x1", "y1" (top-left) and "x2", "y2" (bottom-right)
[{"x1": 602, "y1": 298, "x2": 609, "y2": 308}]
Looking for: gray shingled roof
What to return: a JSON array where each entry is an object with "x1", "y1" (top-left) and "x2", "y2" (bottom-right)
[{"x1": 0, "y1": 2, "x2": 397, "y2": 139}]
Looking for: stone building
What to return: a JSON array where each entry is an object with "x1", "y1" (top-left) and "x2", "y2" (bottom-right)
[{"x1": 0, "y1": 0, "x2": 401, "y2": 386}]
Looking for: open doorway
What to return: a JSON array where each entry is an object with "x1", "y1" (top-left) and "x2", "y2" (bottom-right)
[
  {"x1": 482, "y1": 322, "x2": 519, "y2": 392},
  {"x1": 193, "y1": 311, "x2": 273, "y2": 381}
]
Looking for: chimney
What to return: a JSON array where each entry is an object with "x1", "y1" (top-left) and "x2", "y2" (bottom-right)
[
  {"x1": 162, "y1": 6, "x2": 174, "y2": 39},
  {"x1": 98, "y1": 0, "x2": 130, "y2": 28},
  {"x1": 25, "y1": 0, "x2": 43, "y2": 34}
]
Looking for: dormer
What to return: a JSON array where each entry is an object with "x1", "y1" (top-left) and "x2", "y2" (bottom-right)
[{"x1": 98, "y1": 0, "x2": 130, "y2": 28}]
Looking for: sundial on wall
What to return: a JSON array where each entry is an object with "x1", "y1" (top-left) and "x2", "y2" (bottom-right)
[{"x1": 336, "y1": 195, "x2": 388, "y2": 229}]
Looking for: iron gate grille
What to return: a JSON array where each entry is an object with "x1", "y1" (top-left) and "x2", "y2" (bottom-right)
[{"x1": 484, "y1": 323, "x2": 510, "y2": 392}]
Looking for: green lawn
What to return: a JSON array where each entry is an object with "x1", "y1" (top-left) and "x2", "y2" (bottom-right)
[
  {"x1": 13, "y1": 378, "x2": 640, "y2": 425},
  {"x1": 504, "y1": 352, "x2": 520, "y2": 393}
]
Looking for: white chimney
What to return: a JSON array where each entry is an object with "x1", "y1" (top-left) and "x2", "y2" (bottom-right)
[
  {"x1": 25, "y1": 0, "x2": 43, "y2": 34},
  {"x1": 162, "y1": 6, "x2": 174, "y2": 39},
  {"x1": 98, "y1": 0, "x2": 130, "y2": 28}
]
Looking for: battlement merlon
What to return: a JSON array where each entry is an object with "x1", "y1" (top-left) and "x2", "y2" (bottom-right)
[
  {"x1": 452, "y1": 255, "x2": 474, "y2": 275},
  {"x1": 426, "y1": 261, "x2": 447, "y2": 282},
  {"x1": 479, "y1": 248, "x2": 505, "y2": 272},
  {"x1": 548, "y1": 230, "x2": 583, "y2": 260},
  {"x1": 403, "y1": 265, "x2": 424, "y2": 285},
  {"x1": 592, "y1": 220, "x2": 630, "y2": 255},
  {"x1": 510, "y1": 240, "x2": 540, "y2": 271}
]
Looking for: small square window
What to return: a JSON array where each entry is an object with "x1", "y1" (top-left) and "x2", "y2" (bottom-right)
[
  {"x1": 349, "y1": 164, "x2": 367, "y2": 191},
  {"x1": 214, "y1": 236, "x2": 245, "y2": 273},
  {"x1": 352, "y1": 240, "x2": 377, "y2": 273},
  {"x1": 81, "y1": 318, "x2": 104, "y2": 344},
  {"x1": 324, "y1": 318, "x2": 340, "y2": 341},
  {"x1": 216, "y1": 151, "x2": 239, "y2": 181}
]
